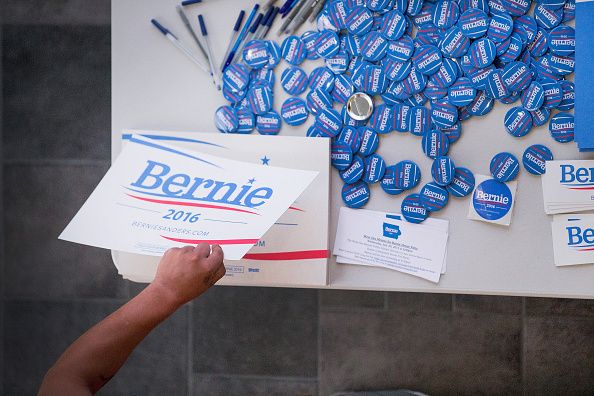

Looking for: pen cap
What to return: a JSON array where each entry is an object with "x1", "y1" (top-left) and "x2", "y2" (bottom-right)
[
  {"x1": 251, "y1": 13, "x2": 264, "y2": 33},
  {"x1": 234, "y1": 10, "x2": 246, "y2": 31},
  {"x1": 261, "y1": 6, "x2": 275, "y2": 26},
  {"x1": 198, "y1": 14, "x2": 207, "y2": 36},
  {"x1": 181, "y1": 0, "x2": 202, "y2": 6},
  {"x1": 150, "y1": 19, "x2": 173, "y2": 37},
  {"x1": 267, "y1": 7, "x2": 279, "y2": 27}
]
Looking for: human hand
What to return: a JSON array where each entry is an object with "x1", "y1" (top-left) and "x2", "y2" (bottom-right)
[{"x1": 151, "y1": 243, "x2": 225, "y2": 307}]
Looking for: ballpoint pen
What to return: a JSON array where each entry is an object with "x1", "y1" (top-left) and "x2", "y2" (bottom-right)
[
  {"x1": 254, "y1": 6, "x2": 275, "y2": 39},
  {"x1": 278, "y1": 0, "x2": 294, "y2": 16},
  {"x1": 222, "y1": 3, "x2": 260, "y2": 71},
  {"x1": 285, "y1": 0, "x2": 318, "y2": 35},
  {"x1": 220, "y1": 10, "x2": 246, "y2": 71},
  {"x1": 176, "y1": 6, "x2": 209, "y2": 65},
  {"x1": 150, "y1": 19, "x2": 211, "y2": 75},
  {"x1": 259, "y1": 7, "x2": 280, "y2": 39},
  {"x1": 236, "y1": 13, "x2": 264, "y2": 64},
  {"x1": 198, "y1": 15, "x2": 221, "y2": 90},
  {"x1": 277, "y1": 0, "x2": 304, "y2": 35},
  {"x1": 308, "y1": 0, "x2": 326, "y2": 22},
  {"x1": 282, "y1": 0, "x2": 300, "y2": 17}
]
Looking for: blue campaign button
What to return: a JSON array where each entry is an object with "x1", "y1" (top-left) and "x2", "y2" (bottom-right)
[
  {"x1": 339, "y1": 126, "x2": 363, "y2": 152},
  {"x1": 364, "y1": 64, "x2": 388, "y2": 95},
  {"x1": 393, "y1": 103, "x2": 411, "y2": 132},
  {"x1": 406, "y1": 93, "x2": 428, "y2": 107},
  {"x1": 484, "y1": 69, "x2": 509, "y2": 100},
  {"x1": 382, "y1": 80, "x2": 409, "y2": 104},
  {"x1": 501, "y1": 61, "x2": 532, "y2": 92},
  {"x1": 367, "y1": 0, "x2": 392, "y2": 12},
  {"x1": 548, "y1": 54, "x2": 575, "y2": 76},
  {"x1": 326, "y1": 50, "x2": 351, "y2": 74},
  {"x1": 407, "y1": 0, "x2": 424, "y2": 15},
  {"x1": 490, "y1": 152, "x2": 520, "y2": 182},
  {"x1": 281, "y1": 36, "x2": 307, "y2": 65},
  {"x1": 527, "y1": 28, "x2": 549, "y2": 57},
  {"x1": 420, "y1": 182, "x2": 450, "y2": 211},
  {"x1": 345, "y1": 6, "x2": 374, "y2": 36},
  {"x1": 306, "y1": 88, "x2": 333, "y2": 115},
  {"x1": 381, "y1": 10, "x2": 406, "y2": 40},
  {"x1": 530, "y1": 107, "x2": 551, "y2": 126},
  {"x1": 344, "y1": 34, "x2": 362, "y2": 57},
  {"x1": 382, "y1": 58, "x2": 412, "y2": 82},
  {"x1": 342, "y1": 181, "x2": 370, "y2": 208},
  {"x1": 472, "y1": 179, "x2": 513, "y2": 221},
  {"x1": 432, "y1": 0, "x2": 460, "y2": 29},
  {"x1": 448, "y1": 77, "x2": 477, "y2": 106},
  {"x1": 332, "y1": 74, "x2": 355, "y2": 104},
  {"x1": 364, "y1": 154, "x2": 387, "y2": 184},
  {"x1": 413, "y1": 3, "x2": 435, "y2": 28},
  {"x1": 521, "y1": 81, "x2": 545, "y2": 111},
  {"x1": 467, "y1": 90, "x2": 495, "y2": 116},
  {"x1": 549, "y1": 25, "x2": 575, "y2": 56},
  {"x1": 317, "y1": 9, "x2": 340, "y2": 32},
  {"x1": 500, "y1": 90, "x2": 521, "y2": 105},
  {"x1": 504, "y1": 106, "x2": 533, "y2": 137},
  {"x1": 358, "y1": 127, "x2": 380, "y2": 156},
  {"x1": 535, "y1": 3, "x2": 563, "y2": 30},
  {"x1": 342, "y1": 106, "x2": 368, "y2": 127},
  {"x1": 440, "y1": 26, "x2": 471, "y2": 58},
  {"x1": 235, "y1": 108, "x2": 255, "y2": 134},
  {"x1": 408, "y1": 106, "x2": 432, "y2": 136},
  {"x1": 266, "y1": 41, "x2": 281, "y2": 69},
  {"x1": 515, "y1": 15, "x2": 537, "y2": 43},
  {"x1": 401, "y1": 193, "x2": 429, "y2": 223},
  {"x1": 328, "y1": 0, "x2": 348, "y2": 29},
  {"x1": 430, "y1": 58, "x2": 459, "y2": 88},
  {"x1": 223, "y1": 63, "x2": 250, "y2": 92},
  {"x1": 402, "y1": 67, "x2": 428, "y2": 94},
  {"x1": 306, "y1": 125, "x2": 324, "y2": 137},
  {"x1": 309, "y1": 66, "x2": 335, "y2": 91},
  {"x1": 424, "y1": 81, "x2": 448, "y2": 100},
  {"x1": 315, "y1": 108, "x2": 343, "y2": 137},
  {"x1": 281, "y1": 97, "x2": 309, "y2": 126},
  {"x1": 487, "y1": 12, "x2": 513, "y2": 43},
  {"x1": 360, "y1": 32, "x2": 388, "y2": 62},
  {"x1": 503, "y1": 0, "x2": 531, "y2": 16},
  {"x1": 301, "y1": 31, "x2": 321, "y2": 60},
  {"x1": 256, "y1": 110, "x2": 281, "y2": 135},
  {"x1": 523, "y1": 144, "x2": 553, "y2": 175},
  {"x1": 563, "y1": 0, "x2": 576, "y2": 22},
  {"x1": 242, "y1": 39, "x2": 270, "y2": 69},
  {"x1": 431, "y1": 100, "x2": 459, "y2": 128},
  {"x1": 458, "y1": 0, "x2": 489, "y2": 13},
  {"x1": 539, "y1": 0, "x2": 568, "y2": 10},
  {"x1": 441, "y1": 122, "x2": 462, "y2": 143},
  {"x1": 386, "y1": 35, "x2": 415, "y2": 62},
  {"x1": 431, "y1": 156, "x2": 456, "y2": 186},
  {"x1": 417, "y1": 24, "x2": 445, "y2": 46},
  {"x1": 340, "y1": 155, "x2": 365, "y2": 184},
  {"x1": 369, "y1": 104, "x2": 393, "y2": 134},
  {"x1": 222, "y1": 83, "x2": 246, "y2": 104},
  {"x1": 331, "y1": 140, "x2": 354, "y2": 170},
  {"x1": 489, "y1": 0, "x2": 507, "y2": 15},
  {"x1": 549, "y1": 112, "x2": 574, "y2": 143},
  {"x1": 412, "y1": 45, "x2": 443, "y2": 75},
  {"x1": 251, "y1": 68, "x2": 275, "y2": 87},
  {"x1": 469, "y1": 38, "x2": 496, "y2": 68},
  {"x1": 533, "y1": 56, "x2": 561, "y2": 81},
  {"x1": 394, "y1": 160, "x2": 422, "y2": 190},
  {"x1": 558, "y1": 80, "x2": 575, "y2": 111},
  {"x1": 281, "y1": 67, "x2": 308, "y2": 95},
  {"x1": 458, "y1": 8, "x2": 489, "y2": 39},
  {"x1": 541, "y1": 78, "x2": 563, "y2": 109},
  {"x1": 422, "y1": 129, "x2": 450, "y2": 158},
  {"x1": 214, "y1": 105, "x2": 238, "y2": 133},
  {"x1": 446, "y1": 167, "x2": 475, "y2": 197},
  {"x1": 380, "y1": 165, "x2": 405, "y2": 195},
  {"x1": 247, "y1": 85, "x2": 273, "y2": 115},
  {"x1": 315, "y1": 30, "x2": 341, "y2": 58}
]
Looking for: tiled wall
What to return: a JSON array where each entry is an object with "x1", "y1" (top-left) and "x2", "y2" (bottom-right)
[{"x1": 1, "y1": 1, "x2": 593, "y2": 395}]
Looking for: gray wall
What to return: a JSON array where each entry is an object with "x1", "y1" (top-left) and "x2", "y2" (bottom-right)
[{"x1": 1, "y1": 1, "x2": 593, "y2": 395}]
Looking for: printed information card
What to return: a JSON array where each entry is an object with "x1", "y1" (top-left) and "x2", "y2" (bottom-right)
[
  {"x1": 60, "y1": 135, "x2": 318, "y2": 260},
  {"x1": 542, "y1": 160, "x2": 594, "y2": 214},
  {"x1": 551, "y1": 214, "x2": 594, "y2": 267},
  {"x1": 334, "y1": 207, "x2": 449, "y2": 283}
]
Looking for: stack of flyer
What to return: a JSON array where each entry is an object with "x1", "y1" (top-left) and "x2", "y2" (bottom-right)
[
  {"x1": 551, "y1": 214, "x2": 594, "y2": 266},
  {"x1": 542, "y1": 160, "x2": 594, "y2": 214},
  {"x1": 61, "y1": 131, "x2": 330, "y2": 287},
  {"x1": 333, "y1": 207, "x2": 449, "y2": 283}
]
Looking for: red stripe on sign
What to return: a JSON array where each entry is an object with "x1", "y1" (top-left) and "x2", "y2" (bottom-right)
[
  {"x1": 161, "y1": 235, "x2": 259, "y2": 245},
  {"x1": 243, "y1": 250, "x2": 329, "y2": 260},
  {"x1": 127, "y1": 193, "x2": 258, "y2": 215},
  {"x1": 578, "y1": 247, "x2": 594, "y2": 251},
  {"x1": 288, "y1": 206, "x2": 305, "y2": 212}
]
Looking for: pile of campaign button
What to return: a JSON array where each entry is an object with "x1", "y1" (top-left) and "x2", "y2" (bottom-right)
[{"x1": 213, "y1": 0, "x2": 575, "y2": 223}]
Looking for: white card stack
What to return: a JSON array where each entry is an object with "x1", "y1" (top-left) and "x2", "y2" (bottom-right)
[{"x1": 542, "y1": 160, "x2": 594, "y2": 214}]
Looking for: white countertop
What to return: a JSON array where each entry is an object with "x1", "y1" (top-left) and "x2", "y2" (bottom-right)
[{"x1": 112, "y1": 0, "x2": 594, "y2": 298}]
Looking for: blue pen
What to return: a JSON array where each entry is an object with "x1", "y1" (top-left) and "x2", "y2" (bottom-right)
[
  {"x1": 279, "y1": 0, "x2": 294, "y2": 15},
  {"x1": 220, "y1": 10, "x2": 246, "y2": 71},
  {"x1": 254, "y1": 7, "x2": 274, "y2": 39},
  {"x1": 198, "y1": 15, "x2": 221, "y2": 90},
  {"x1": 181, "y1": 0, "x2": 202, "y2": 6},
  {"x1": 150, "y1": 19, "x2": 210, "y2": 75},
  {"x1": 260, "y1": 7, "x2": 279, "y2": 38},
  {"x1": 222, "y1": 3, "x2": 260, "y2": 71}
]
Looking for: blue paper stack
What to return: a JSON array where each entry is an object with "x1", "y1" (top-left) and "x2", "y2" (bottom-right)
[{"x1": 575, "y1": 0, "x2": 594, "y2": 151}]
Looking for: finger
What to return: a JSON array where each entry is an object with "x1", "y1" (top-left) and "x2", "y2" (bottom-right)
[
  {"x1": 193, "y1": 242, "x2": 211, "y2": 258},
  {"x1": 207, "y1": 245, "x2": 224, "y2": 266},
  {"x1": 181, "y1": 245, "x2": 194, "y2": 253}
]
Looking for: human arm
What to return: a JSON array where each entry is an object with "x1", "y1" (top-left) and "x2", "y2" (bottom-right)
[{"x1": 38, "y1": 243, "x2": 225, "y2": 396}]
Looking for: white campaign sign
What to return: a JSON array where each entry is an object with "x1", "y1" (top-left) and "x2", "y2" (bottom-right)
[
  {"x1": 60, "y1": 135, "x2": 318, "y2": 260},
  {"x1": 551, "y1": 214, "x2": 594, "y2": 267}
]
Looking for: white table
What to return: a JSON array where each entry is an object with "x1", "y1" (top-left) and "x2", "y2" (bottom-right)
[{"x1": 112, "y1": 0, "x2": 594, "y2": 298}]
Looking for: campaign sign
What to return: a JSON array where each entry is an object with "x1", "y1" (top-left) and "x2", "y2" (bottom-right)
[{"x1": 60, "y1": 135, "x2": 318, "y2": 260}]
